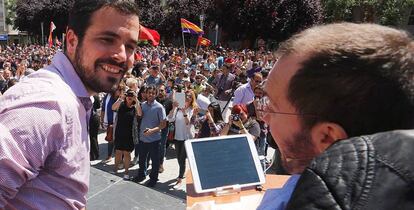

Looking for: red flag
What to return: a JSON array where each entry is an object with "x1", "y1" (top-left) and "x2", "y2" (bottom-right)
[
  {"x1": 134, "y1": 52, "x2": 143, "y2": 61},
  {"x1": 197, "y1": 36, "x2": 211, "y2": 46},
  {"x1": 139, "y1": 25, "x2": 160, "y2": 46},
  {"x1": 55, "y1": 37, "x2": 61, "y2": 46},
  {"x1": 48, "y1": 21, "x2": 56, "y2": 47}
]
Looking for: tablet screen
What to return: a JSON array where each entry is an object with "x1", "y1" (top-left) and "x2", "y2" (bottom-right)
[{"x1": 190, "y1": 136, "x2": 262, "y2": 190}]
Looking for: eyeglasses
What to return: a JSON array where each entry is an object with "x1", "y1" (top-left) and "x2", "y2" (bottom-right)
[{"x1": 256, "y1": 97, "x2": 318, "y2": 117}]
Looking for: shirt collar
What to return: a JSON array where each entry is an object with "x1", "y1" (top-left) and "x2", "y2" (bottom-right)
[{"x1": 45, "y1": 51, "x2": 90, "y2": 98}]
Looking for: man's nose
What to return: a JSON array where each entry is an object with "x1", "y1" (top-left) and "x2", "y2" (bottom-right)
[{"x1": 112, "y1": 44, "x2": 127, "y2": 63}]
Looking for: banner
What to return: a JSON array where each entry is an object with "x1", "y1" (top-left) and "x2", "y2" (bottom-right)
[
  {"x1": 139, "y1": 25, "x2": 160, "y2": 46},
  {"x1": 180, "y1": 18, "x2": 203, "y2": 35},
  {"x1": 48, "y1": 22, "x2": 56, "y2": 47},
  {"x1": 197, "y1": 36, "x2": 211, "y2": 46}
]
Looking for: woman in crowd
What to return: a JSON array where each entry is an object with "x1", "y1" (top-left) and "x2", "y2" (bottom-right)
[
  {"x1": 167, "y1": 89, "x2": 198, "y2": 187},
  {"x1": 194, "y1": 102, "x2": 226, "y2": 138},
  {"x1": 101, "y1": 83, "x2": 125, "y2": 162},
  {"x1": 112, "y1": 89, "x2": 141, "y2": 180}
]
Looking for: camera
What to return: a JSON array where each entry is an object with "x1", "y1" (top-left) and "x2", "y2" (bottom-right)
[{"x1": 231, "y1": 114, "x2": 240, "y2": 121}]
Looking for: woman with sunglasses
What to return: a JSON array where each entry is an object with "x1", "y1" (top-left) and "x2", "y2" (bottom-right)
[
  {"x1": 167, "y1": 90, "x2": 198, "y2": 188},
  {"x1": 112, "y1": 89, "x2": 141, "y2": 180}
]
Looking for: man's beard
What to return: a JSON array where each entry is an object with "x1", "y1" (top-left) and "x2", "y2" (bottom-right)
[
  {"x1": 280, "y1": 128, "x2": 317, "y2": 174},
  {"x1": 73, "y1": 43, "x2": 128, "y2": 93}
]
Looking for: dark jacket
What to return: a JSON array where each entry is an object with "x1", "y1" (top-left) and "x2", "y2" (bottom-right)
[{"x1": 287, "y1": 130, "x2": 414, "y2": 210}]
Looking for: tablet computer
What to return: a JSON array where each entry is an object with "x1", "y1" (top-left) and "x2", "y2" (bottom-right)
[
  {"x1": 185, "y1": 134, "x2": 265, "y2": 194},
  {"x1": 175, "y1": 92, "x2": 186, "y2": 109}
]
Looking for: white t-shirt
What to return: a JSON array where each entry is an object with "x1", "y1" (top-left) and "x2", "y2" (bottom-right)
[{"x1": 168, "y1": 108, "x2": 195, "y2": 141}]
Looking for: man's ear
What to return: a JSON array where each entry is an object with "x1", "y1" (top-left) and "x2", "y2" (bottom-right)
[
  {"x1": 310, "y1": 122, "x2": 348, "y2": 154},
  {"x1": 65, "y1": 28, "x2": 78, "y2": 58}
]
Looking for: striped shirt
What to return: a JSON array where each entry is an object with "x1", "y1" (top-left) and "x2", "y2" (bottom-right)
[{"x1": 0, "y1": 52, "x2": 92, "y2": 209}]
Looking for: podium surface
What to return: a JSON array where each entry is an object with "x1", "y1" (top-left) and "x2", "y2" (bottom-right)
[{"x1": 186, "y1": 170, "x2": 290, "y2": 209}]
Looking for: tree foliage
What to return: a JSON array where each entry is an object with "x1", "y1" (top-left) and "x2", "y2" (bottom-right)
[
  {"x1": 321, "y1": 0, "x2": 414, "y2": 25},
  {"x1": 14, "y1": 0, "x2": 71, "y2": 36},
  {"x1": 204, "y1": 0, "x2": 323, "y2": 42},
  {"x1": 5, "y1": 0, "x2": 17, "y2": 26}
]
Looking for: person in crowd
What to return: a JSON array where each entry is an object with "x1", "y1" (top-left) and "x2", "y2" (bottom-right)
[
  {"x1": 193, "y1": 74, "x2": 206, "y2": 96},
  {"x1": 101, "y1": 85, "x2": 124, "y2": 162},
  {"x1": 89, "y1": 95, "x2": 101, "y2": 161},
  {"x1": 131, "y1": 85, "x2": 148, "y2": 163},
  {"x1": 220, "y1": 104, "x2": 261, "y2": 143},
  {"x1": 125, "y1": 77, "x2": 139, "y2": 93},
  {"x1": 157, "y1": 84, "x2": 173, "y2": 173},
  {"x1": 14, "y1": 60, "x2": 28, "y2": 81},
  {"x1": 175, "y1": 69, "x2": 187, "y2": 85},
  {"x1": 166, "y1": 78, "x2": 175, "y2": 98},
  {"x1": 0, "y1": 0, "x2": 140, "y2": 208},
  {"x1": 211, "y1": 59, "x2": 236, "y2": 122},
  {"x1": 145, "y1": 65, "x2": 165, "y2": 87},
  {"x1": 133, "y1": 85, "x2": 167, "y2": 187},
  {"x1": 0, "y1": 69, "x2": 12, "y2": 93},
  {"x1": 112, "y1": 89, "x2": 141, "y2": 180},
  {"x1": 246, "y1": 84, "x2": 267, "y2": 164},
  {"x1": 194, "y1": 102, "x2": 226, "y2": 138},
  {"x1": 233, "y1": 72, "x2": 263, "y2": 105},
  {"x1": 167, "y1": 90, "x2": 198, "y2": 188},
  {"x1": 206, "y1": 68, "x2": 217, "y2": 85},
  {"x1": 258, "y1": 23, "x2": 414, "y2": 210},
  {"x1": 182, "y1": 76, "x2": 192, "y2": 91}
]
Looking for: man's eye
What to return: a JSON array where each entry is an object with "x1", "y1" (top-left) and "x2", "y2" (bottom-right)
[
  {"x1": 100, "y1": 38, "x2": 114, "y2": 44},
  {"x1": 126, "y1": 44, "x2": 137, "y2": 53}
]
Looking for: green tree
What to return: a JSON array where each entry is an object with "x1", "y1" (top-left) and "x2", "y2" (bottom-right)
[
  {"x1": 5, "y1": 0, "x2": 17, "y2": 26},
  {"x1": 207, "y1": 0, "x2": 324, "y2": 43},
  {"x1": 321, "y1": 0, "x2": 414, "y2": 25},
  {"x1": 14, "y1": 0, "x2": 71, "y2": 37}
]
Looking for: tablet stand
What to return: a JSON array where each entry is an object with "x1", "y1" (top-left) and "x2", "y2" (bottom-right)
[{"x1": 213, "y1": 184, "x2": 241, "y2": 196}]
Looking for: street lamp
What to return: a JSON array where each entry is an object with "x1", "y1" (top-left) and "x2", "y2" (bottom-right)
[
  {"x1": 200, "y1": 14, "x2": 205, "y2": 31},
  {"x1": 215, "y1": 24, "x2": 219, "y2": 46}
]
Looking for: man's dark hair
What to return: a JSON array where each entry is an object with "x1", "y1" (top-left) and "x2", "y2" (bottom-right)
[
  {"x1": 209, "y1": 102, "x2": 224, "y2": 123},
  {"x1": 67, "y1": 0, "x2": 139, "y2": 50},
  {"x1": 280, "y1": 23, "x2": 414, "y2": 137},
  {"x1": 146, "y1": 84, "x2": 157, "y2": 94}
]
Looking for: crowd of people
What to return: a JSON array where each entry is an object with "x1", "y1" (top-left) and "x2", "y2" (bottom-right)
[
  {"x1": 0, "y1": 45, "x2": 59, "y2": 94},
  {"x1": 0, "y1": 40, "x2": 278, "y2": 189},
  {"x1": 97, "y1": 43, "x2": 276, "y2": 187}
]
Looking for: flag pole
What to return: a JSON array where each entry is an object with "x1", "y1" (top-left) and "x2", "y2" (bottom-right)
[
  {"x1": 182, "y1": 31, "x2": 186, "y2": 52},
  {"x1": 40, "y1": 22, "x2": 44, "y2": 46},
  {"x1": 195, "y1": 36, "x2": 199, "y2": 52},
  {"x1": 62, "y1": 33, "x2": 66, "y2": 50}
]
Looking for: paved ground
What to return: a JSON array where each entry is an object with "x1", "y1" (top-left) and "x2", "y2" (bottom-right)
[
  {"x1": 86, "y1": 167, "x2": 185, "y2": 210},
  {"x1": 87, "y1": 131, "x2": 275, "y2": 209}
]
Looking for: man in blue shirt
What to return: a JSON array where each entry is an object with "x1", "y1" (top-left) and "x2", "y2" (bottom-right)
[
  {"x1": 134, "y1": 85, "x2": 166, "y2": 187},
  {"x1": 145, "y1": 65, "x2": 165, "y2": 87}
]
